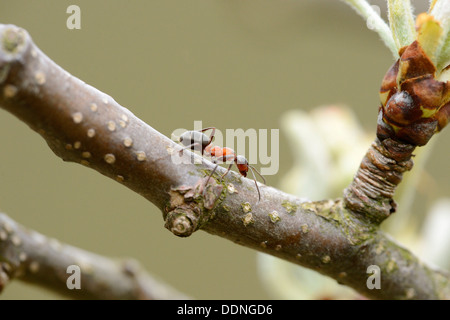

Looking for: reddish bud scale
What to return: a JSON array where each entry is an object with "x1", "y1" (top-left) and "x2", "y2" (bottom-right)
[{"x1": 377, "y1": 40, "x2": 450, "y2": 146}]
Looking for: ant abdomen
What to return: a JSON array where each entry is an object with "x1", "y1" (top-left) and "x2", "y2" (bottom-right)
[{"x1": 179, "y1": 131, "x2": 211, "y2": 151}]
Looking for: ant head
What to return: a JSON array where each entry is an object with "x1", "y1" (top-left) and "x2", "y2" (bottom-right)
[
  {"x1": 235, "y1": 155, "x2": 249, "y2": 177},
  {"x1": 236, "y1": 155, "x2": 248, "y2": 165}
]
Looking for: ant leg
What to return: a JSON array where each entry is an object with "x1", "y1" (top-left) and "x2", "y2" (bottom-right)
[
  {"x1": 178, "y1": 142, "x2": 201, "y2": 156},
  {"x1": 153, "y1": 142, "x2": 200, "y2": 163},
  {"x1": 248, "y1": 166, "x2": 262, "y2": 202},
  {"x1": 176, "y1": 142, "x2": 203, "y2": 166},
  {"x1": 199, "y1": 127, "x2": 216, "y2": 133},
  {"x1": 249, "y1": 165, "x2": 266, "y2": 185},
  {"x1": 199, "y1": 127, "x2": 216, "y2": 156},
  {"x1": 199, "y1": 127, "x2": 216, "y2": 135},
  {"x1": 220, "y1": 162, "x2": 234, "y2": 181},
  {"x1": 204, "y1": 165, "x2": 219, "y2": 191},
  {"x1": 203, "y1": 159, "x2": 220, "y2": 199},
  {"x1": 202, "y1": 127, "x2": 216, "y2": 145},
  {"x1": 204, "y1": 158, "x2": 219, "y2": 187},
  {"x1": 196, "y1": 127, "x2": 216, "y2": 148}
]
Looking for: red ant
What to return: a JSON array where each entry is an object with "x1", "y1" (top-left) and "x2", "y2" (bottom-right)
[
  {"x1": 205, "y1": 146, "x2": 266, "y2": 201},
  {"x1": 177, "y1": 128, "x2": 265, "y2": 201}
]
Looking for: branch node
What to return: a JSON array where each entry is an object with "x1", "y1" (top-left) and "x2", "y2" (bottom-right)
[
  {"x1": 0, "y1": 25, "x2": 29, "y2": 86},
  {"x1": 2, "y1": 27, "x2": 26, "y2": 54},
  {"x1": 164, "y1": 178, "x2": 223, "y2": 237},
  {"x1": 165, "y1": 207, "x2": 198, "y2": 237}
]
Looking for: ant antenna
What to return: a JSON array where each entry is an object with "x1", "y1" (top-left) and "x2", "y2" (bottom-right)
[
  {"x1": 248, "y1": 165, "x2": 263, "y2": 202},
  {"x1": 249, "y1": 164, "x2": 266, "y2": 185}
]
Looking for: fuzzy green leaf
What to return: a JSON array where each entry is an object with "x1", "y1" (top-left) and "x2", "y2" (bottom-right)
[
  {"x1": 387, "y1": 0, "x2": 416, "y2": 50},
  {"x1": 342, "y1": 0, "x2": 398, "y2": 58}
]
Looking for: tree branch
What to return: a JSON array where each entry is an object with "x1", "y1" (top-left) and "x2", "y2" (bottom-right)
[
  {"x1": 0, "y1": 213, "x2": 189, "y2": 299},
  {"x1": 0, "y1": 24, "x2": 448, "y2": 299},
  {"x1": 344, "y1": 137, "x2": 415, "y2": 224}
]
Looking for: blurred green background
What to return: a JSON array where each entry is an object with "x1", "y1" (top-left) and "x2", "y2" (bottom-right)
[{"x1": 0, "y1": 0, "x2": 447, "y2": 299}]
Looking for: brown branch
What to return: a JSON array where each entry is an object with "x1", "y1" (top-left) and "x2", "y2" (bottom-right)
[
  {"x1": 0, "y1": 24, "x2": 448, "y2": 300},
  {"x1": 344, "y1": 137, "x2": 415, "y2": 224},
  {"x1": 0, "y1": 213, "x2": 189, "y2": 299}
]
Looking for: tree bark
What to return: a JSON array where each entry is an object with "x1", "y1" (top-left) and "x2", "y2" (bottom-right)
[
  {"x1": 0, "y1": 213, "x2": 189, "y2": 299},
  {"x1": 0, "y1": 24, "x2": 448, "y2": 299}
]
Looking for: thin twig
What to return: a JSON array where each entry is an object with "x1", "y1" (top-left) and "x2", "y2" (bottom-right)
[{"x1": 0, "y1": 213, "x2": 189, "y2": 299}]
